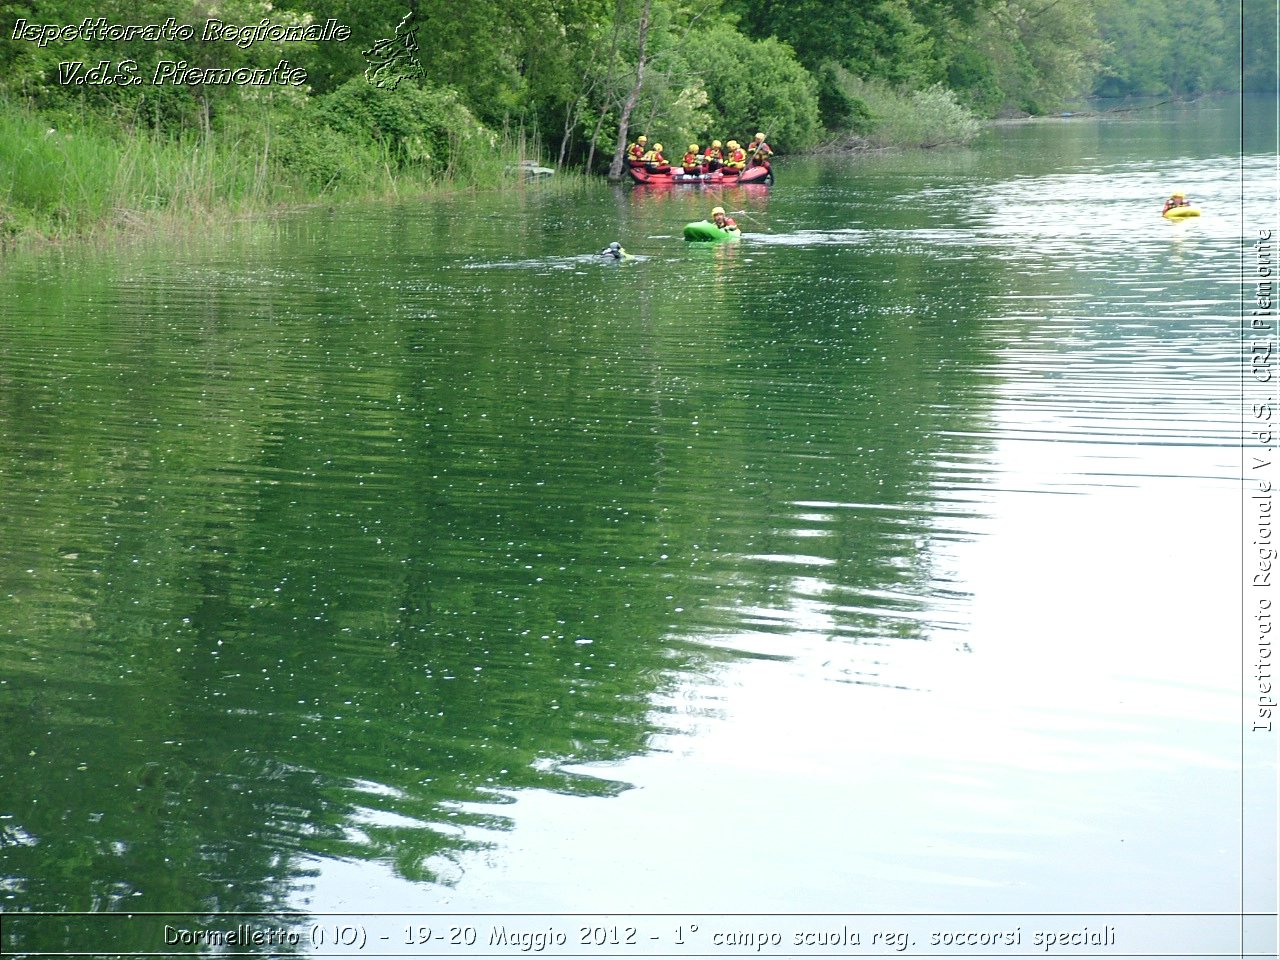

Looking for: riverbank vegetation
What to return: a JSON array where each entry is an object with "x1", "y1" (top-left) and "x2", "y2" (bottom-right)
[{"x1": 0, "y1": 0, "x2": 1265, "y2": 244}]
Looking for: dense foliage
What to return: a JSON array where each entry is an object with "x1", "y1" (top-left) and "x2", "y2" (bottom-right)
[
  {"x1": 679, "y1": 25, "x2": 821, "y2": 151},
  {"x1": 1094, "y1": 0, "x2": 1236, "y2": 98},
  {"x1": 1, "y1": 0, "x2": 1255, "y2": 137}
]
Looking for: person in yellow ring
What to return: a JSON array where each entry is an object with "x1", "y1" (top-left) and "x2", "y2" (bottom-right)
[
  {"x1": 702, "y1": 139, "x2": 724, "y2": 171},
  {"x1": 748, "y1": 132, "x2": 773, "y2": 166},
  {"x1": 627, "y1": 135, "x2": 648, "y2": 164},
  {"x1": 682, "y1": 143, "x2": 703, "y2": 174},
  {"x1": 1162, "y1": 189, "x2": 1190, "y2": 214},
  {"x1": 723, "y1": 140, "x2": 747, "y2": 172},
  {"x1": 710, "y1": 206, "x2": 738, "y2": 231}
]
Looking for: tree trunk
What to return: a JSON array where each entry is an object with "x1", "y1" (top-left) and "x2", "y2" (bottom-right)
[
  {"x1": 584, "y1": 0, "x2": 628, "y2": 173},
  {"x1": 607, "y1": 0, "x2": 652, "y2": 180}
]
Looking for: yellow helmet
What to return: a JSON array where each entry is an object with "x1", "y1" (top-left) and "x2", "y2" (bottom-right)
[
  {"x1": 638, "y1": 135, "x2": 647, "y2": 143},
  {"x1": 653, "y1": 143, "x2": 663, "y2": 152},
  {"x1": 754, "y1": 132, "x2": 765, "y2": 140},
  {"x1": 711, "y1": 206, "x2": 725, "y2": 216},
  {"x1": 712, "y1": 139, "x2": 721, "y2": 148},
  {"x1": 1172, "y1": 189, "x2": 1185, "y2": 197},
  {"x1": 727, "y1": 139, "x2": 739, "y2": 148},
  {"x1": 689, "y1": 143, "x2": 699, "y2": 152}
]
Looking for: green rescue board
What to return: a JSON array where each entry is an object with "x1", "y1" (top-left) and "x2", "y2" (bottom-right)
[{"x1": 683, "y1": 220, "x2": 742, "y2": 242}]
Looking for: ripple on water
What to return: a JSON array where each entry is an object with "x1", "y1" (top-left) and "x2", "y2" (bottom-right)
[{"x1": 0, "y1": 114, "x2": 1262, "y2": 916}]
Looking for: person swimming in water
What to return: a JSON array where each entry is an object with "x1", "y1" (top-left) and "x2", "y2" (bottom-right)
[{"x1": 600, "y1": 241, "x2": 627, "y2": 260}]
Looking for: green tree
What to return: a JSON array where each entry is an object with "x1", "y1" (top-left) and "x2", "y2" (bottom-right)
[
  {"x1": 1093, "y1": 0, "x2": 1236, "y2": 97},
  {"x1": 1242, "y1": 0, "x2": 1277, "y2": 92},
  {"x1": 946, "y1": 0, "x2": 1105, "y2": 114},
  {"x1": 730, "y1": 0, "x2": 935, "y2": 86},
  {"x1": 681, "y1": 23, "x2": 821, "y2": 150}
]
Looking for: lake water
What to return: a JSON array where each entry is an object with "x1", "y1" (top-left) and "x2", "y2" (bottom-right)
[{"x1": 1, "y1": 96, "x2": 1276, "y2": 957}]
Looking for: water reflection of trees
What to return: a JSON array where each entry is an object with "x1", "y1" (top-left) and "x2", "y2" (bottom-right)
[{"x1": 0, "y1": 192, "x2": 1002, "y2": 946}]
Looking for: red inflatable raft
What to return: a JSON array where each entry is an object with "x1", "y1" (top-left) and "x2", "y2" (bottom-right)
[{"x1": 628, "y1": 162, "x2": 772, "y2": 186}]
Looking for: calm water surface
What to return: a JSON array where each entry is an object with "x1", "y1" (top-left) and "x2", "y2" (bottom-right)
[{"x1": 0, "y1": 97, "x2": 1274, "y2": 950}]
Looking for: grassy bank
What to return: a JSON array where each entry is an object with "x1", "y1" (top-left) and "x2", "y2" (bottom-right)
[
  {"x1": 1, "y1": 107, "x2": 283, "y2": 243},
  {"x1": 0, "y1": 93, "x2": 572, "y2": 249}
]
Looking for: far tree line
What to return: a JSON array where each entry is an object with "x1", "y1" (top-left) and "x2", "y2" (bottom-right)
[{"x1": 0, "y1": 0, "x2": 1270, "y2": 172}]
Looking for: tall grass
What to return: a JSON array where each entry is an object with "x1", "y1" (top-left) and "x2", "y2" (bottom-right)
[
  {"x1": 0, "y1": 106, "x2": 293, "y2": 242},
  {"x1": 0, "y1": 99, "x2": 575, "y2": 247}
]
